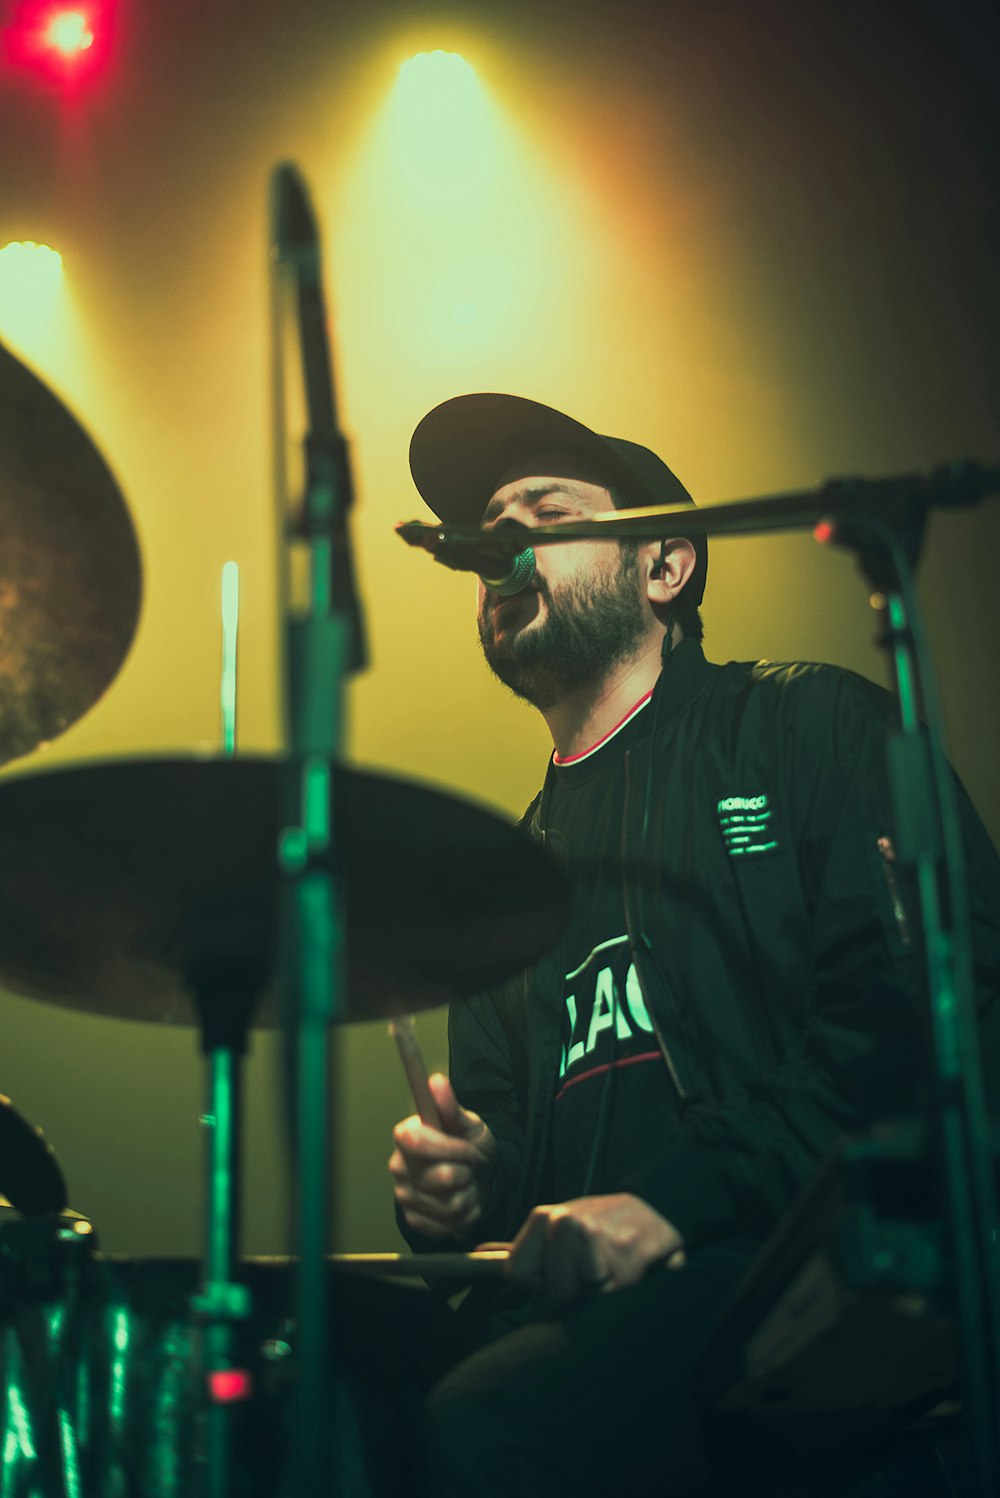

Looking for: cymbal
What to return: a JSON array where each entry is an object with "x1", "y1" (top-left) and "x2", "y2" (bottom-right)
[
  {"x1": 0, "y1": 341, "x2": 142, "y2": 765},
  {"x1": 0, "y1": 757, "x2": 568, "y2": 1025},
  {"x1": 0, "y1": 1092, "x2": 67, "y2": 1215}
]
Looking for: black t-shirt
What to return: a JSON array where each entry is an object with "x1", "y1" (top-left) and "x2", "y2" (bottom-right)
[{"x1": 541, "y1": 692, "x2": 681, "y2": 1201}]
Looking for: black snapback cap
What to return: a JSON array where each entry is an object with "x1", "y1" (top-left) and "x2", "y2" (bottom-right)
[{"x1": 409, "y1": 393, "x2": 707, "y2": 607}]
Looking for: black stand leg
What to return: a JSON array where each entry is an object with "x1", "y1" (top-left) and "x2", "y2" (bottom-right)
[{"x1": 190, "y1": 959, "x2": 262, "y2": 1498}]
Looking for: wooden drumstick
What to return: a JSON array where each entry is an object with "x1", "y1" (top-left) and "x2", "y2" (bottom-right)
[
  {"x1": 388, "y1": 1014, "x2": 443, "y2": 1130},
  {"x1": 332, "y1": 1249, "x2": 509, "y2": 1279}
]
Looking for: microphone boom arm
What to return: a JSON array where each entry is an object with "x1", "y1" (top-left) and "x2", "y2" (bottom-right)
[{"x1": 398, "y1": 459, "x2": 1000, "y2": 564}]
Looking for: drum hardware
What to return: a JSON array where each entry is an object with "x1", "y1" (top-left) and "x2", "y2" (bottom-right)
[
  {"x1": 0, "y1": 340, "x2": 141, "y2": 766},
  {"x1": 188, "y1": 958, "x2": 266, "y2": 1477},
  {"x1": 0, "y1": 1194, "x2": 96, "y2": 1496},
  {"x1": 0, "y1": 1093, "x2": 68, "y2": 1218},
  {"x1": 1, "y1": 1252, "x2": 520, "y2": 1498},
  {"x1": 0, "y1": 1213, "x2": 94, "y2": 1308},
  {"x1": 0, "y1": 179, "x2": 569, "y2": 1491},
  {"x1": 0, "y1": 758, "x2": 567, "y2": 1493},
  {"x1": 220, "y1": 559, "x2": 239, "y2": 754},
  {"x1": 705, "y1": 1119, "x2": 1000, "y2": 1428},
  {"x1": 270, "y1": 159, "x2": 365, "y2": 1498},
  {"x1": 0, "y1": 156, "x2": 558, "y2": 1492}
]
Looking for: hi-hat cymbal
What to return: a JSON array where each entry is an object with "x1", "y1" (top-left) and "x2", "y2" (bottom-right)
[
  {"x1": 0, "y1": 341, "x2": 142, "y2": 765},
  {"x1": 0, "y1": 1093, "x2": 67, "y2": 1216},
  {"x1": 0, "y1": 757, "x2": 568, "y2": 1025}
]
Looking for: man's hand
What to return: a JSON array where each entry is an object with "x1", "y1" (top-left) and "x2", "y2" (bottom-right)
[
  {"x1": 506, "y1": 1193, "x2": 684, "y2": 1304},
  {"x1": 390, "y1": 1073, "x2": 497, "y2": 1241}
]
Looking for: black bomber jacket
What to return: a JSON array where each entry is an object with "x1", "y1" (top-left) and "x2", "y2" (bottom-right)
[{"x1": 402, "y1": 641, "x2": 1000, "y2": 1254}]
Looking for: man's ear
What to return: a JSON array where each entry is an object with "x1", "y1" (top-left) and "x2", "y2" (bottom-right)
[{"x1": 646, "y1": 538, "x2": 697, "y2": 606}]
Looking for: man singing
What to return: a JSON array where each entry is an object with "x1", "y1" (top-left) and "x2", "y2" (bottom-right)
[{"x1": 389, "y1": 393, "x2": 1000, "y2": 1497}]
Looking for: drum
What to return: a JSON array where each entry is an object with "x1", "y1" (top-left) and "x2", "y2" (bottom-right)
[
  {"x1": 0, "y1": 1234, "x2": 388, "y2": 1498},
  {"x1": 0, "y1": 1215, "x2": 499, "y2": 1497}
]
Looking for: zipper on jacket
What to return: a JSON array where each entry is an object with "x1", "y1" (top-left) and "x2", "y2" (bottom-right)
[{"x1": 621, "y1": 750, "x2": 689, "y2": 1100}]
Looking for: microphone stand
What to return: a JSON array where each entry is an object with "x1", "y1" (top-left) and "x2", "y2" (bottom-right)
[
  {"x1": 271, "y1": 161, "x2": 367, "y2": 1498},
  {"x1": 400, "y1": 462, "x2": 1000, "y2": 1496}
]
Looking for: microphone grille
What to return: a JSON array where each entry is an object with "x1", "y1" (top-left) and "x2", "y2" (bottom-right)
[{"x1": 492, "y1": 547, "x2": 536, "y2": 598}]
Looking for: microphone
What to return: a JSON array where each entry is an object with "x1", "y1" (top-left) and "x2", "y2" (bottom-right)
[
  {"x1": 478, "y1": 547, "x2": 536, "y2": 596},
  {"x1": 396, "y1": 521, "x2": 537, "y2": 596}
]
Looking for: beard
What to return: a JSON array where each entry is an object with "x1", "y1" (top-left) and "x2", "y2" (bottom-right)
[{"x1": 477, "y1": 546, "x2": 647, "y2": 710}]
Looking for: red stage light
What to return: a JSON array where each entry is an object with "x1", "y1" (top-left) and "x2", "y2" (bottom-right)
[
  {"x1": 44, "y1": 10, "x2": 94, "y2": 57},
  {"x1": 1, "y1": 1, "x2": 113, "y2": 83}
]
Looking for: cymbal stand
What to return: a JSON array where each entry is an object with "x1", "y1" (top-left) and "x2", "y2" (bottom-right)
[
  {"x1": 190, "y1": 960, "x2": 261, "y2": 1498},
  {"x1": 271, "y1": 162, "x2": 367, "y2": 1498}
]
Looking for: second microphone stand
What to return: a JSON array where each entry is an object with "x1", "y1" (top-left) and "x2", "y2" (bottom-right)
[{"x1": 271, "y1": 161, "x2": 367, "y2": 1498}]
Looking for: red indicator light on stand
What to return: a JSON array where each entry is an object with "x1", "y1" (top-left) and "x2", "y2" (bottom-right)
[
  {"x1": 813, "y1": 518, "x2": 836, "y2": 546},
  {"x1": 207, "y1": 1368, "x2": 253, "y2": 1404}
]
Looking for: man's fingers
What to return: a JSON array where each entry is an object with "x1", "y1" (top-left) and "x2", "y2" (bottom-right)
[
  {"x1": 392, "y1": 1115, "x2": 480, "y2": 1166},
  {"x1": 426, "y1": 1075, "x2": 493, "y2": 1152},
  {"x1": 507, "y1": 1201, "x2": 656, "y2": 1302},
  {"x1": 399, "y1": 1206, "x2": 482, "y2": 1241},
  {"x1": 394, "y1": 1181, "x2": 480, "y2": 1232},
  {"x1": 390, "y1": 1159, "x2": 474, "y2": 1199},
  {"x1": 395, "y1": 1186, "x2": 476, "y2": 1222},
  {"x1": 418, "y1": 1160, "x2": 473, "y2": 1195},
  {"x1": 506, "y1": 1205, "x2": 557, "y2": 1291},
  {"x1": 427, "y1": 1072, "x2": 463, "y2": 1132},
  {"x1": 389, "y1": 1085, "x2": 496, "y2": 1244},
  {"x1": 507, "y1": 1208, "x2": 604, "y2": 1302},
  {"x1": 543, "y1": 1213, "x2": 605, "y2": 1303},
  {"x1": 396, "y1": 1207, "x2": 461, "y2": 1241}
]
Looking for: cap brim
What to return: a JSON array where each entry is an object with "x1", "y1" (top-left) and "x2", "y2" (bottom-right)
[{"x1": 410, "y1": 394, "x2": 660, "y2": 525}]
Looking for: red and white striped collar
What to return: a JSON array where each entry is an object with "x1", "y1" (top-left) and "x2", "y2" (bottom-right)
[{"x1": 552, "y1": 688, "x2": 655, "y2": 767}]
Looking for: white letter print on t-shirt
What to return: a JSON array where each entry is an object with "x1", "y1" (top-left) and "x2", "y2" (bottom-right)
[{"x1": 559, "y1": 935, "x2": 654, "y2": 1082}]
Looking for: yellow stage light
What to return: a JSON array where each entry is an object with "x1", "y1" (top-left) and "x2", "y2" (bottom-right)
[
  {"x1": 337, "y1": 47, "x2": 597, "y2": 387},
  {"x1": 388, "y1": 51, "x2": 491, "y2": 209},
  {"x1": 0, "y1": 240, "x2": 63, "y2": 280},
  {"x1": 0, "y1": 242, "x2": 64, "y2": 340},
  {"x1": 0, "y1": 242, "x2": 64, "y2": 298},
  {"x1": 397, "y1": 49, "x2": 479, "y2": 100}
]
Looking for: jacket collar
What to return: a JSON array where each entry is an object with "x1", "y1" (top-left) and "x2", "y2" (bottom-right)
[
  {"x1": 523, "y1": 639, "x2": 719, "y2": 832},
  {"x1": 552, "y1": 638, "x2": 717, "y2": 784}
]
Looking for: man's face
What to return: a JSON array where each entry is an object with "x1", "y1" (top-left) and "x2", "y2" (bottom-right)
[{"x1": 476, "y1": 450, "x2": 648, "y2": 710}]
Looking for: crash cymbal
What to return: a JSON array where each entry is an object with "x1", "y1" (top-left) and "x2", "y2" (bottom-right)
[
  {"x1": 0, "y1": 341, "x2": 141, "y2": 765},
  {"x1": 0, "y1": 1093, "x2": 67, "y2": 1216},
  {"x1": 0, "y1": 756, "x2": 568, "y2": 1025}
]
